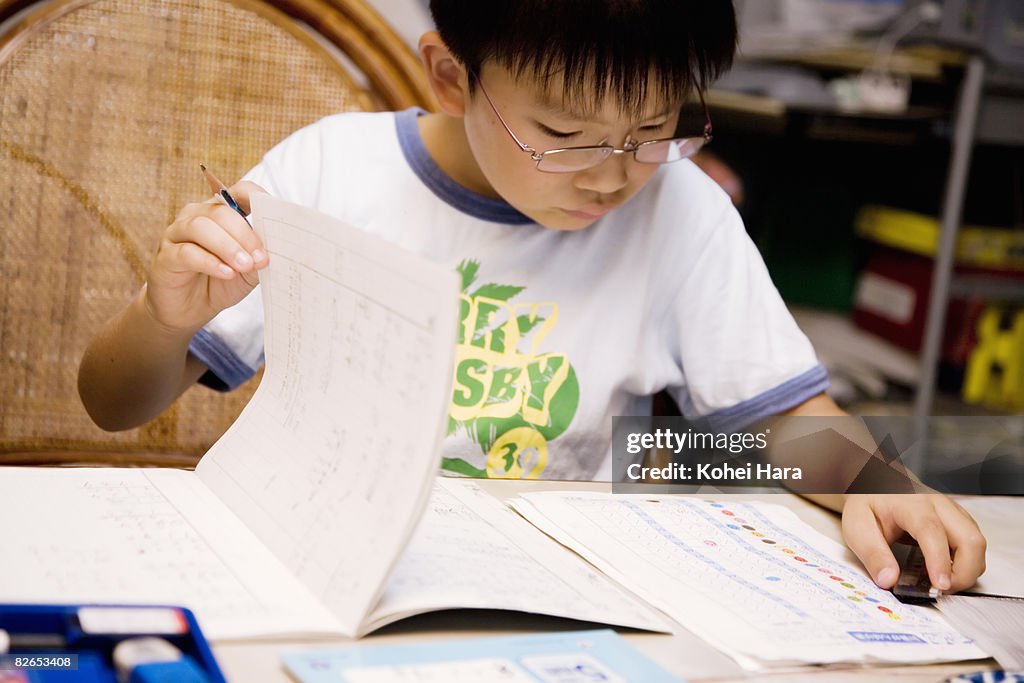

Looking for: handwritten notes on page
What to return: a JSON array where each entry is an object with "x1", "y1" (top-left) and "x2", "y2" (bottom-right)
[
  {"x1": 512, "y1": 493, "x2": 986, "y2": 668},
  {"x1": 363, "y1": 479, "x2": 672, "y2": 636},
  {"x1": 0, "y1": 196, "x2": 460, "y2": 640},
  {"x1": 0, "y1": 467, "x2": 341, "y2": 639},
  {"x1": 197, "y1": 194, "x2": 461, "y2": 637}
]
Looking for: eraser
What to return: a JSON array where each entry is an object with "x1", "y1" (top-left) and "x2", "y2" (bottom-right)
[
  {"x1": 892, "y1": 542, "x2": 940, "y2": 603},
  {"x1": 113, "y1": 637, "x2": 209, "y2": 683},
  {"x1": 128, "y1": 658, "x2": 210, "y2": 683}
]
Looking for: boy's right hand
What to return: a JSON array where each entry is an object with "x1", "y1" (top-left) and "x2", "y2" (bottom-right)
[{"x1": 144, "y1": 180, "x2": 269, "y2": 333}]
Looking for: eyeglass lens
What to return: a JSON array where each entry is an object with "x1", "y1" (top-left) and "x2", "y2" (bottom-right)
[{"x1": 535, "y1": 136, "x2": 708, "y2": 173}]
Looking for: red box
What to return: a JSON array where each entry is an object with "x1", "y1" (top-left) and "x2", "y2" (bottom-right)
[{"x1": 852, "y1": 248, "x2": 998, "y2": 365}]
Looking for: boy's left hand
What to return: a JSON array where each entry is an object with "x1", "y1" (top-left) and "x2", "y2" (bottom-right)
[{"x1": 841, "y1": 493, "x2": 987, "y2": 592}]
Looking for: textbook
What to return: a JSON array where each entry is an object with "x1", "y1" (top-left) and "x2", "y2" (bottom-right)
[{"x1": 0, "y1": 196, "x2": 986, "y2": 668}]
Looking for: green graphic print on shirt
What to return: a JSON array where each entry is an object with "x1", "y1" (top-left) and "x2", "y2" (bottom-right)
[{"x1": 443, "y1": 259, "x2": 579, "y2": 479}]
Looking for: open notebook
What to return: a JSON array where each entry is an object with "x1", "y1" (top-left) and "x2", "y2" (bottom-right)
[
  {"x1": 0, "y1": 196, "x2": 985, "y2": 669},
  {"x1": 0, "y1": 196, "x2": 666, "y2": 640}
]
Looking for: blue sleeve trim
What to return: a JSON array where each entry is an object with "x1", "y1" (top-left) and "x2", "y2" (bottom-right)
[
  {"x1": 703, "y1": 365, "x2": 830, "y2": 432},
  {"x1": 188, "y1": 327, "x2": 258, "y2": 392}
]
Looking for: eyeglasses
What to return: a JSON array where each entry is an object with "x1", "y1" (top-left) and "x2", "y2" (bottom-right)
[{"x1": 475, "y1": 77, "x2": 713, "y2": 174}]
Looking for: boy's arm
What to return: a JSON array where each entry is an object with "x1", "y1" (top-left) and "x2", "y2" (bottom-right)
[
  {"x1": 78, "y1": 181, "x2": 268, "y2": 431},
  {"x1": 779, "y1": 394, "x2": 987, "y2": 593},
  {"x1": 78, "y1": 287, "x2": 210, "y2": 431}
]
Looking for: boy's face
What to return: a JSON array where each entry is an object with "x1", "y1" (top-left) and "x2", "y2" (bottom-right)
[{"x1": 461, "y1": 65, "x2": 682, "y2": 231}]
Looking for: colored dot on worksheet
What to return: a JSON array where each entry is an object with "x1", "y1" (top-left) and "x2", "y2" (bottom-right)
[
  {"x1": 734, "y1": 518, "x2": 748, "y2": 524},
  {"x1": 848, "y1": 596, "x2": 862, "y2": 602},
  {"x1": 742, "y1": 525, "x2": 755, "y2": 530},
  {"x1": 888, "y1": 614, "x2": 902, "y2": 621},
  {"x1": 818, "y1": 568, "x2": 832, "y2": 574},
  {"x1": 722, "y1": 510, "x2": 735, "y2": 516},
  {"x1": 794, "y1": 557, "x2": 807, "y2": 562},
  {"x1": 710, "y1": 503, "x2": 723, "y2": 508},
  {"x1": 704, "y1": 540, "x2": 717, "y2": 547},
  {"x1": 766, "y1": 576, "x2": 781, "y2": 581},
  {"x1": 878, "y1": 606, "x2": 892, "y2": 614},
  {"x1": 727, "y1": 524, "x2": 740, "y2": 529},
  {"x1": 752, "y1": 532, "x2": 764, "y2": 537},
  {"x1": 805, "y1": 563, "x2": 818, "y2": 568},
  {"x1": 841, "y1": 583, "x2": 854, "y2": 588},
  {"x1": 830, "y1": 576, "x2": 843, "y2": 581},
  {"x1": 854, "y1": 591, "x2": 867, "y2": 596},
  {"x1": 761, "y1": 539, "x2": 776, "y2": 544},
  {"x1": 782, "y1": 549, "x2": 795, "y2": 554},
  {"x1": 864, "y1": 597, "x2": 880, "y2": 603}
]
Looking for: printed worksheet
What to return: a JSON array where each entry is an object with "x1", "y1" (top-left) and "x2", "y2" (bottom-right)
[{"x1": 511, "y1": 492, "x2": 987, "y2": 668}]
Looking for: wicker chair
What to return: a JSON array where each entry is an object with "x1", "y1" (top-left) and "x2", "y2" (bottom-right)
[{"x1": 0, "y1": 0, "x2": 432, "y2": 466}]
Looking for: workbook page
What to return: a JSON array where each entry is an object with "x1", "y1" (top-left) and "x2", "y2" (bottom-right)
[
  {"x1": 0, "y1": 467, "x2": 341, "y2": 639},
  {"x1": 362, "y1": 479, "x2": 673, "y2": 636},
  {"x1": 197, "y1": 195, "x2": 461, "y2": 637},
  {"x1": 512, "y1": 493, "x2": 986, "y2": 668}
]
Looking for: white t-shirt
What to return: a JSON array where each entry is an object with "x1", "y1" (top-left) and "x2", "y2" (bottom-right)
[{"x1": 189, "y1": 108, "x2": 827, "y2": 481}]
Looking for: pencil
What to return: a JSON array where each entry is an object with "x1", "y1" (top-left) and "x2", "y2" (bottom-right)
[{"x1": 200, "y1": 163, "x2": 251, "y2": 227}]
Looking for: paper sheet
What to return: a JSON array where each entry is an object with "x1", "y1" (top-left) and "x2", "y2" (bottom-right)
[
  {"x1": 512, "y1": 492, "x2": 987, "y2": 668},
  {"x1": 956, "y1": 496, "x2": 1024, "y2": 599},
  {"x1": 197, "y1": 194, "x2": 460, "y2": 636},
  {"x1": 364, "y1": 479, "x2": 672, "y2": 636},
  {"x1": 0, "y1": 468, "x2": 340, "y2": 638}
]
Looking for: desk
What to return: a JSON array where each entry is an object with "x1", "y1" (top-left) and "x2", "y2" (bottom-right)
[{"x1": 211, "y1": 480, "x2": 1020, "y2": 682}]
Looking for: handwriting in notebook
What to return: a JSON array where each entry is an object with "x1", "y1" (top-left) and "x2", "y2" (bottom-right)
[
  {"x1": 365, "y1": 479, "x2": 670, "y2": 634},
  {"x1": 196, "y1": 196, "x2": 459, "y2": 635},
  {"x1": 0, "y1": 470, "x2": 287, "y2": 624}
]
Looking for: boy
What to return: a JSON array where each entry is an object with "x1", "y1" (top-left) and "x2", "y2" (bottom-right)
[{"x1": 79, "y1": 0, "x2": 985, "y2": 594}]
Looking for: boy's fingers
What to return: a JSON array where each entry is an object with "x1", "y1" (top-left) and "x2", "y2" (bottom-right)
[
  {"x1": 224, "y1": 180, "x2": 266, "y2": 216},
  {"x1": 206, "y1": 203, "x2": 265, "y2": 260},
  {"x1": 936, "y1": 500, "x2": 987, "y2": 591},
  {"x1": 170, "y1": 215, "x2": 255, "y2": 273},
  {"x1": 170, "y1": 241, "x2": 235, "y2": 280},
  {"x1": 895, "y1": 504, "x2": 953, "y2": 592},
  {"x1": 842, "y1": 500, "x2": 899, "y2": 587}
]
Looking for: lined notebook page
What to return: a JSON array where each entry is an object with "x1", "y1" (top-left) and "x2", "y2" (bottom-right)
[
  {"x1": 197, "y1": 194, "x2": 460, "y2": 636},
  {"x1": 364, "y1": 478, "x2": 673, "y2": 636},
  {"x1": 0, "y1": 467, "x2": 340, "y2": 638}
]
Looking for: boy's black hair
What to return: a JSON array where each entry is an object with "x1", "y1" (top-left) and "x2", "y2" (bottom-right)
[{"x1": 429, "y1": 0, "x2": 737, "y2": 117}]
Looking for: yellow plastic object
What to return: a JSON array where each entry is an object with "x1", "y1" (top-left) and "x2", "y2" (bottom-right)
[
  {"x1": 963, "y1": 307, "x2": 1024, "y2": 411},
  {"x1": 856, "y1": 205, "x2": 1024, "y2": 271}
]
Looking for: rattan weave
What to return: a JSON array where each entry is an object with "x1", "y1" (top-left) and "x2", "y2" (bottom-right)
[{"x1": 0, "y1": 0, "x2": 423, "y2": 464}]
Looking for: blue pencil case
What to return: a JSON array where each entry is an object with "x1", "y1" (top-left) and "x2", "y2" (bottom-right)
[{"x1": 0, "y1": 604, "x2": 225, "y2": 682}]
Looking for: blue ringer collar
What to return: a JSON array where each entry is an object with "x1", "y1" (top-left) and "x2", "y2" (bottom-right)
[{"x1": 395, "y1": 107, "x2": 532, "y2": 225}]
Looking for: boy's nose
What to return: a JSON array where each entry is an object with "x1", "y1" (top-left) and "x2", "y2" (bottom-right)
[{"x1": 571, "y1": 154, "x2": 630, "y2": 195}]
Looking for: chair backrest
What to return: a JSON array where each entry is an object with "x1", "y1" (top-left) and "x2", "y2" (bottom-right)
[{"x1": 0, "y1": 0, "x2": 432, "y2": 465}]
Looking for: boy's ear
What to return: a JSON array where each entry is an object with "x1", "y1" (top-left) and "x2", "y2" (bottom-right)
[{"x1": 418, "y1": 31, "x2": 470, "y2": 117}]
